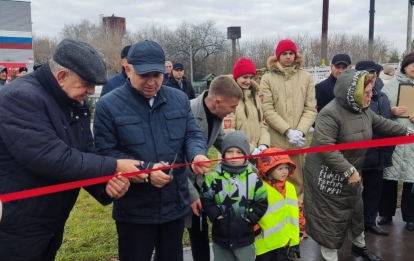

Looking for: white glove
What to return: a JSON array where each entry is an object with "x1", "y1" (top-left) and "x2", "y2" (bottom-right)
[
  {"x1": 258, "y1": 145, "x2": 267, "y2": 152},
  {"x1": 287, "y1": 129, "x2": 306, "y2": 147},
  {"x1": 251, "y1": 148, "x2": 261, "y2": 155}
]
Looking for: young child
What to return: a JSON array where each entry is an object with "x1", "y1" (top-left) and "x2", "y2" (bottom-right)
[
  {"x1": 200, "y1": 131, "x2": 268, "y2": 261},
  {"x1": 255, "y1": 147, "x2": 306, "y2": 261}
]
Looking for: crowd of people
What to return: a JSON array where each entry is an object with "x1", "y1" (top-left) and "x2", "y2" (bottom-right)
[{"x1": 0, "y1": 37, "x2": 413, "y2": 261}]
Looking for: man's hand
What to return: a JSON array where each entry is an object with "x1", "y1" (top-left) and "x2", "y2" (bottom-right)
[
  {"x1": 191, "y1": 155, "x2": 210, "y2": 174},
  {"x1": 391, "y1": 106, "x2": 407, "y2": 116},
  {"x1": 348, "y1": 171, "x2": 361, "y2": 186},
  {"x1": 106, "y1": 174, "x2": 130, "y2": 199},
  {"x1": 115, "y1": 159, "x2": 148, "y2": 183},
  {"x1": 190, "y1": 198, "x2": 202, "y2": 216},
  {"x1": 149, "y1": 163, "x2": 171, "y2": 188}
]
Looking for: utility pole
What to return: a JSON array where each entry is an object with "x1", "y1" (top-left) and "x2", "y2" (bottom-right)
[
  {"x1": 368, "y1": 0, "x2": 375, "y2": 59},
  {"x1": 407, "y1": 0, "x2": 414, "y2": 54},
  {"x1": 190, "y1": 44, "x2": 194, "y2": 85},
  {"x1": 321, "y1": 0, "x2": 329, "y2": 65}
]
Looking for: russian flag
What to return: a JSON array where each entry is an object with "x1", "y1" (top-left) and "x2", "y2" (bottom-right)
[{"x1": 0, "y1": 36, "x2": 32, "y2": 49}]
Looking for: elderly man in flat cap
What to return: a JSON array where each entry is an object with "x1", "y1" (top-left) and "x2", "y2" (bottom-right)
[
  {"x1": 94, "y1": 40, "x2": 210, "y2": 261},
  {"x1": 0, "y1": 39, "x2": 146, "y2": 261}
]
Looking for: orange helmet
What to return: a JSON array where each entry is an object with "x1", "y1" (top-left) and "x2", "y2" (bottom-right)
[{"x1": 257, "y1": 147, "x2": 296, "y2": 179}]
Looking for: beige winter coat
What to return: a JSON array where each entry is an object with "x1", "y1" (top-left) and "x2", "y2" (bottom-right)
[
  {"x1": 223, "y1": 80, "x2": 270, "y2": 152},
  {"x1": 260, "y1": 54, "x2": 317, "y2": 149}
]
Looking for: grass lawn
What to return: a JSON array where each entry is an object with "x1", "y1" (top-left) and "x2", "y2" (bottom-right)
[{"x1": 57, "y1": 147, "x2": 219, "y2": 261}]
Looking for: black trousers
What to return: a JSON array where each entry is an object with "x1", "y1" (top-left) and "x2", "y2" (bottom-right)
[
  {"x1": 116, "y1": 218, "x2": 185, "y2": 261},
  {"x1": 362, "y1": 169, "x2": 384, "y2": 227},
  {"x1": 379, "y1": 179, "x2": 414, "y2": 222},
  {"x1": 187, "y1": 211, "x2": 210, "y2": 261},
  {"x1": 255, "y1": 247, "x2": 288, "y2": 261}
]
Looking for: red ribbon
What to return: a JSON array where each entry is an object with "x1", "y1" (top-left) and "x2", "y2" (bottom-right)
[{"x1": 1, "y1": 135, "x2": 413, "y2": 203}]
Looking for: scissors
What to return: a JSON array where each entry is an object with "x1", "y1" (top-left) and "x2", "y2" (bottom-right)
[
  {"x1": 144, "y1": 161, "x2": 151, "y2": 183},
  {"x1": 160, "y1": 153, "x2": 178, "y2": 182}
]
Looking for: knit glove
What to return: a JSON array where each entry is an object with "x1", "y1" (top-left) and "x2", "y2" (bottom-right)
[
  {"x1": 287, "y1": 245, "x2": 301, "y2": 261},
  {"x1": 287, "y1": 130, "x2": 306, "y2": 147},
  {"x1": 251, "y1": 148, "x2": 261, "y2": 155},
  {"x1": 257, "y1": 145, "x2": 267, "y2": 152}
]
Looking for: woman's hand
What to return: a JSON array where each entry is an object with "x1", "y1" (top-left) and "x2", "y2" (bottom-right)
[
  {"x1": 391, "y1": 106, "x2": 407, "y2": 116},
  {"x1": 347, "y1": 171, "x2": 361, "y2": 186},
  {"x1": 409, "y1": 114, "x2": 414, "y2": 123}
]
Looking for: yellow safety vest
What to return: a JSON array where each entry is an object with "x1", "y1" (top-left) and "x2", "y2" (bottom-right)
[{"x1": 255, "y1": 181, "x2": 300, "y2": 255}]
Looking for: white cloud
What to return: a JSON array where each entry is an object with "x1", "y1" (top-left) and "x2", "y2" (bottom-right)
[{"x1": 30, "y1": 0, "x2": 413, "y2": 54}]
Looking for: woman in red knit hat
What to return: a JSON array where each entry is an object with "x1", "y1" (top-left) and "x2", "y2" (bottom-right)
[
  {"x1": 259, "y1": 39, "x2": 317, "y2": 203},
  {"x1": 223, "y1": 58, "x2": 270, "y2": 156}
]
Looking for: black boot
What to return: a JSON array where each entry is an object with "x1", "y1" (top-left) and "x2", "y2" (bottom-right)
[
  {"x1": 406, "y1": 222, "x2": 414, "y2": 231},
  {"x1": 377, "y1": 216, "x2": 392, "y2": 225},
  {"x1": 365, "y1": 225, "x2": 389, "y2": 236},
  {"x1": 351, "y1": 244, "x2": 381, "y2": 261}
]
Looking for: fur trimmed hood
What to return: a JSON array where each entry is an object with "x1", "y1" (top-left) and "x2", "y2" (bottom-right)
[{"x1": 266, "y1": 53, "x2": 304, "y2": 75}]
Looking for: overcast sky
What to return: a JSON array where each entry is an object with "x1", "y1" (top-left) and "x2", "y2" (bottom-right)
[{"x1": 30, "y1": 0, "x2": 411, "y2": 54}]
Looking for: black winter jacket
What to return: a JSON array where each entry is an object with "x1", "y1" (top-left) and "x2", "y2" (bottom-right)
[
  {"x1": 0, "y1": 64, "x2": 117, "y2": 261},
  {"x1": 100, "y1": 69, "x2": 127, "y2": 97},
  {"x1": 362, "y1": 87, "x2": 395, "y2": 170},
  {"x1": 93, "y1": 82, "x2": 207, "y2": 224},
  {"x1": 164, "y1": 76, "x2": 196, "y2": 100},
  {"x1": 315, "y1": 74, "x2": 337, "y2": 112}
]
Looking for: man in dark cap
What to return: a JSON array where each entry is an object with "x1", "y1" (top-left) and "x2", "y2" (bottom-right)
[
  {"x1": 355, "y1": 60, "x2": 392, "y2": 237},
  {"x1": 315, "y1": 53, "x2": 352, "y2": 112},
  {"x1": 164, "y1": 62, "x2": 196, "y2": 99},
  {"x1": 100, "y1": 45, "x2": 132, "y2": 97},
  {"x1": 17, "y1": 66, "x2": 28, "y2": 77},
  {"x1": 93, "y1": 40, "x2": 210, "y2": 261},
  {"x1": 0, "y1": 39, "x2": 145, "y2": 261}
]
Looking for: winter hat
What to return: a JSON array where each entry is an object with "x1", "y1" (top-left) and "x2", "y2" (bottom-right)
[
  {"x1": 275, "y1": 39, "x2": 297, "y2": 60},
  {"x1": 53, "y1": 39, "x2": 107, "y2": 85},
  {"x1": 18, "y1": 67, "x2": 28, "y2": 73},
  {"x1": 221, "y1": 131, "x2": 250, "y2": 158},
  {"x1": 383, "y1": 65, "x2": 395, "y2": 75},
  {"x1": 257, "y1": 147, "x2": 296, "y2": 179},
  {"x1": 232, "y1": 58, "x2": 256, "y2": 80},
  {"x1": 355, "y1": 60, "x2": 376, "y2": 72}
]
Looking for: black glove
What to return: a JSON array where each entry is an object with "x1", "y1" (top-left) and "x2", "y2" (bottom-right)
[{"x1": 287, "y1": 245, "x2": 301, "y2": 261}]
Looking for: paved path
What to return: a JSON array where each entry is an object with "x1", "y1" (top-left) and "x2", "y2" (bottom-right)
[{"x1": 182, "y1": 209, "x2": 412, "y2": 261}]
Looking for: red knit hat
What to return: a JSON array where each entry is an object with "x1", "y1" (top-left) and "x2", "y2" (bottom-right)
[
  {"x1": 232, "y1": 58, "x2": 256, "y2": 80},
  {"x1": 275, "y1": 39, "x2": 297, "y2": 60}
]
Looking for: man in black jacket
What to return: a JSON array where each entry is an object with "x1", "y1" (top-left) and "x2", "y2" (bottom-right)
[
  {"x1": 164, "y1": 62, "x2": 196, "y2": 99},
  {"x1": 100, "y1": 45, "x2": 131, "y2": 97},
  {"x1": 315, "y1": 54, "x2": 351, "y2": 112},
  {"x1": 356, "y1": 60, "x2": 392, "y2": 236},
  {"x1": 0, "y1": 39, "x2": 143, "y2": 261}
]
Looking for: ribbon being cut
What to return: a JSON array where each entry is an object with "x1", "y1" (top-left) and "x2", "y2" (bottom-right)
[{"x1": 1, "y1": 135, "x2": 413, "y2": 203}]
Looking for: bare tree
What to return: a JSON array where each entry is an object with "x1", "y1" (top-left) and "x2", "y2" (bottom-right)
[
  {"x1": 33, "y1": 34, "x2": 59, "y2": 63},
  {"x1": 163, "y1": 21, "x2": 227, "y2": 78}
]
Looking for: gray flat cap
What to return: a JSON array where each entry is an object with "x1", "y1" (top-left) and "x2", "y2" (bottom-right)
[{"x1": 53, "y1": 39, "x2": 107, "y2": 85}]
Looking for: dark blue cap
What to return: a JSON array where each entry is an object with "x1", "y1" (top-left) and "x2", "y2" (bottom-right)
[
  {"x1": 127, "y1": 40, "x2": 166, "y2": 74},
  {"x1": 173, "y1": 63, "x2": 184, "y2": 70},
  {"x1": 355, "y1": 60, "x2": 376, "y2": 72}
]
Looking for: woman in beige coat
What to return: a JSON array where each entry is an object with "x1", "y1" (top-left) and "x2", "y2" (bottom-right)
[
  {"x1": 260, "y1": 39, "x2": 317, "y2": 201},
  {"x1": 223, "y1": 58, "x2": 270, "y2": 155}
]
